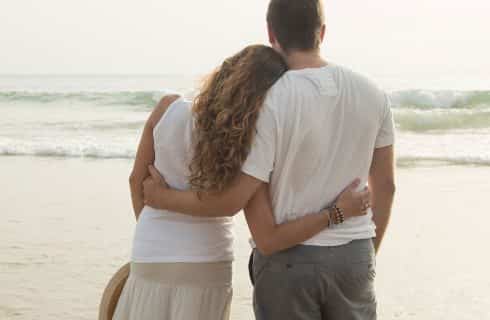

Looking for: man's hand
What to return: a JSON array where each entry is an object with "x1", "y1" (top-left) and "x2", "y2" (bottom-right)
[{"x1": 143, "y1": 165, "x2": 169, "y2": 209}]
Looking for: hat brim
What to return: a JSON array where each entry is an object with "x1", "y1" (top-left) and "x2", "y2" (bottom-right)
[{"x1": 98, "y1": 263, "x2": 130, "y2": 320}]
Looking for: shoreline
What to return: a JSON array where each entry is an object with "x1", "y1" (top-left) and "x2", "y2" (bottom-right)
[{"x1": 3, "y1": 153, "x2": 490, "y2": 168}]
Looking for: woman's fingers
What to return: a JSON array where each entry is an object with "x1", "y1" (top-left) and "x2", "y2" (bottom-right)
[
  {"x1": 347, "y1": 178, "x2": 361, "y2": 190},
  {"x1": 338, "y1": 180, "x2": 371, "y2": 218},
  {"x1": 358, "y1": 186, "x2": 371, "y2": 215}
]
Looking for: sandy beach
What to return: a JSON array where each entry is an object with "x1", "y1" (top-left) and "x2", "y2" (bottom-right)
[{"x1": 1, "y1": 156, "x2": 489, "y2": 320}]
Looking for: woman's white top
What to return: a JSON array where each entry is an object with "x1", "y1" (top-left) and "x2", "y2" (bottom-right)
[{"x1": 131, "y1": 98, "x2": 234, "y2": 263}]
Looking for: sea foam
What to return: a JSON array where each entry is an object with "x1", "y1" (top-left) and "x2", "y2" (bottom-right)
[{"x1": 1, "y1": 89, "x2": 490, "y2": 109}]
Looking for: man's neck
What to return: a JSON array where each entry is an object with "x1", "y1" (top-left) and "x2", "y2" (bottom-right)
[{"x1": 284, "y1": 49, "x2": 328, "y2": 70}]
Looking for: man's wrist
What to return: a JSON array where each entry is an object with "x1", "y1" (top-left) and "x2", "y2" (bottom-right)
[{"x1": 155, "y1": 185, "x2": 169, "y2": 210}]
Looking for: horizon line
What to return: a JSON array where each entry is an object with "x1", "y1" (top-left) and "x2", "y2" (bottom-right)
[{"x1": 0, "y1": 73, "x2": 202, "y2": 77}]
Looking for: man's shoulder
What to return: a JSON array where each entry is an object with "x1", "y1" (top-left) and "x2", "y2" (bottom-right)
[
  {"x1": 268, "y1": 64, "x2": 383, "y2": 93},
  {"x1": 335, "y1": 64, "x2": 383, "y2": 92},
  {"x1": 268, "y1": 71, "x2": 294, "y2": 93},
  {"x1": 263, "y1": 69, "x2": 322, "y2": 107},
  {"x1": 264, "y1": 65, "x2": 385, "y2": 105},
  {"x1": 262, "y1": 73, "x2": 294, "y2": 110}
]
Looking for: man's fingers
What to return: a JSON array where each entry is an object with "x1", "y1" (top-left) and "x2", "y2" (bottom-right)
[
  {"x1": 142, "y1": 177, "x2": 151, "y2": 188},
  {"x1": 148, "y1": 165, "x2": 163, "y2": 182}
]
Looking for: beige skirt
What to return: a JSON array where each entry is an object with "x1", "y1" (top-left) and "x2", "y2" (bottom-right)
[{"x1": 112, "y1": 262, "x2": 232, "y2": 320}]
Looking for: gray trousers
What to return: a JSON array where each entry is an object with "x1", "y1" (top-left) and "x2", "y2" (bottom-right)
[{"x1": 252, "y1": 239, "x2": 377, "y2": 320}]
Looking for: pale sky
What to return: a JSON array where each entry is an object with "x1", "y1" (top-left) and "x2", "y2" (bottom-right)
[{"x1": 1, "y1": 0, "x2": 489, "y2": 83}]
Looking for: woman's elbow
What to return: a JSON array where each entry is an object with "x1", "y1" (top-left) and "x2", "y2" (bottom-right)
[
  {"x1": 256, "y1": 247, "x2": 274, "y2": 256},
  {"x1": 254, "y1": 241, "x2": 279, "y2": 256},
  {"x1": 129, "y1": 172, "x2": 141, "y2": 189}
]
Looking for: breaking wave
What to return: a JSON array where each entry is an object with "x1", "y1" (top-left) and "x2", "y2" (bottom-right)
[
  {"x1": 0, "y1": 91, "x2": 167, "y2": 107},
  {"x1": 1, "y1": 89, "x2": 490, "y2": 109}
]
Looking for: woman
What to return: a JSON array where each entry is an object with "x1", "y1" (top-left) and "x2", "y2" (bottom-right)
[{"x1": 114, "y1": 45, "x2": 369, "y2": 320}]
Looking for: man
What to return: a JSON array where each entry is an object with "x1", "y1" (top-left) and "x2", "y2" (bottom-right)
[{"x1": 143, "y1": 0, "x2": 395, "y2": 318}]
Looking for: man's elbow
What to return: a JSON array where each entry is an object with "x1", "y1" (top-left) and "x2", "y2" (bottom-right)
[
  {"x1": 218, "y1": 206, "x2": 241, "y2": 217},
  {"x1": 213, "y1": 200, "x2": 246, "y2": 217},
  {"x1": 196, "y1": 203, "x2": 240, "y2": 217}
]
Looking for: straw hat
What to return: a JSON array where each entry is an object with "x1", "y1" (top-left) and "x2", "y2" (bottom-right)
[{"x1": 98, "y1": 263, "x2": 130, "y2": 320}]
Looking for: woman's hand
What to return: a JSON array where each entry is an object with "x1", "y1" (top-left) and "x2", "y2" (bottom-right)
[{"x1": 335, "y1": 178, "x2": 371, "y2": 219}]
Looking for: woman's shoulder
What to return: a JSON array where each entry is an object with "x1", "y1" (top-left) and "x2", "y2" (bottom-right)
[
  {"x1": 148, "y1": 94, "x2": 183, "y2": 128},
  {"x1": 158, "y1": 94, "x2": 181, "y2": 109}
]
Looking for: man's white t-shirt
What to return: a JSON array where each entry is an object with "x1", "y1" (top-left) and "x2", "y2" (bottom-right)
[{"x1": 242, "y1": 64, "x2": 395, "y2": 246}]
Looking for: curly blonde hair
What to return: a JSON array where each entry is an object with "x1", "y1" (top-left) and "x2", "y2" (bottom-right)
[{"x1": 189, "y1": 45, "x2": 287, "y2": 193}]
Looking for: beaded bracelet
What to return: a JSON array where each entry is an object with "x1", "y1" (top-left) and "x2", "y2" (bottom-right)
[{"x1": 328, "y1": 204, "x2": 345, "y2": 226}]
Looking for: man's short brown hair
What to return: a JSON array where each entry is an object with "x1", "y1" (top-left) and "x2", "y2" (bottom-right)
[{"x1": 267, "y1": 0, "x2": 324, "y2": 52}]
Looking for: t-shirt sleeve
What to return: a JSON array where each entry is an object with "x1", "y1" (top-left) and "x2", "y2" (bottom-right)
[
  {"x1": 241, "y1": 105, "x2": 276, "y2": 182},
  {"x1": 375, "y1": 93, "x2": 395, "y2": 148}
]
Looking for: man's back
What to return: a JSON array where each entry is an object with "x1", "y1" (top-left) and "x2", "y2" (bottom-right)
[{"x1": 243, "y1": 64, "x2": 394, "y2": 246}]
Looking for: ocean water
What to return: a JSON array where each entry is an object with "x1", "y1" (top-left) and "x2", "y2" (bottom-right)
[
  {"x1": 2, "y1": 75, "x2": 490, "y2": 320},
  {"x1": 1, "y1": 74, "x2": 490, "y2": 166}
]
